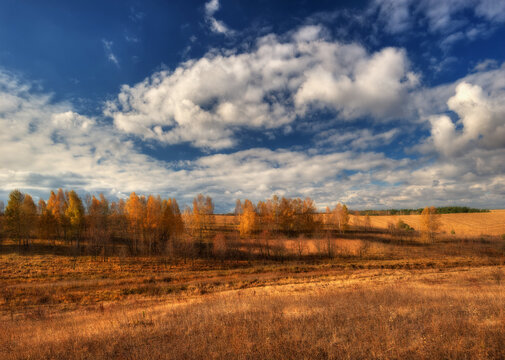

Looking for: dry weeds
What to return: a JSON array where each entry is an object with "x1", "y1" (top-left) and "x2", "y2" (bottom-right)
[
  {"x1": 359, "y1": 209, "x2": 505, "y2": 236},
  {"x1": 1, "y1": 235, "x2": 505, "y2": 359},
  {"x1": 1, "y1": 266, "x2": 504, "y2": 359}
]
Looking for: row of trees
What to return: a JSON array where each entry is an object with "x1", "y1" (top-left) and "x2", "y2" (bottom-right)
[
  {"x1": 235, "y1": 196, "x2": 352, "y2": 236},
  {"x1": 0, "y1": 189, "x2": 352, "y2": 255},
  {"x1": 1, "y1": 189, "x2": 355, "y2": 251},
  {"x1": 236, "y1": 196, "x2": 319, "y2": 236},
  {"x1": 0, "y1": 188, "x2": 444, "y2": 257},
  {"x1": 356, "y1": 206, "x2": 488, "y2": 216},
  {"x1": 1, "y1": 189, "x2": 185, "y2": 255}
]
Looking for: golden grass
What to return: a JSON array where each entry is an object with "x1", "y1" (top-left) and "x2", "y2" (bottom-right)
[
  {"x1": 1, "y1": 235, "x2": 505, "y2": 359},
  {"x1": 214, "y1": 211, "x2": 505, "y2": 236},
  {"x1": 356, "y1": 209, "x2": 505, "y2": 236},
  {"x1": 1, "y1": 266, "x2": 504, "y2": 359}
]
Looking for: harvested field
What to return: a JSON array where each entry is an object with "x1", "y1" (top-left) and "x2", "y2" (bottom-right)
[
  {"x1": 1, "y1": 263, "x2": 505, "y2": 360},
  {"x1": 1, "y1": 234, "x2": 505, "y2": 359},
  {"x1": 351, "y1": 209, "x2": 505, "y2": 236}
]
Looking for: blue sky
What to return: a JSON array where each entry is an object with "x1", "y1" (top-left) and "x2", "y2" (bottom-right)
[{"x1": 1, "y1": 0, "x2": 505, "y2": 211}]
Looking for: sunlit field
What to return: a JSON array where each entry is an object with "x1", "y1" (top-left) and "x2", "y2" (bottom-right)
[
  {"x1": 362, "y1": 210, "x2": 505, "y2": 237},
  {"x1": 2, "y1": 224, "x2": 505, "y2": 359},
  {"x1": 3, "y1": 0, "x2": 505, "y2": 358}
]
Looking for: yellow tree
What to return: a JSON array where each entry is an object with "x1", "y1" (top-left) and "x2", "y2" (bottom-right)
[
  {"x1": 301, "y1": 197, "x2": 317, "y2": 234},
  {"x1": 334, "y1": 203, "x2": 350, "y2": 233},
  {"x1": 234, "y1": 199, "x2": 243, "y2": 226},
  {"x1": 170, "y1": 198, "x2": 184, "y2": 237},
  {"x1": 65, "y1": 190, "x2": 84, "y2": 248},
  {"x1": 5, "y1": 190, "x2": 24, "y2": 249},
  {"x1": 109, "y1": 198, "x2": 128, "y2": 246},
  {"x1": 192, "y1": 194, "x2": 214, "y2": 242},
  {"x1": 239, "y1": 199, "x2": 256, "y2": 237},
  {"x1": 278, "y1": 197, "x2": 296, "y2": 234},
  {"x1": 21, "y1": 194, "x2": 37, "y2": 247},
  {"x1": 87, "y1": 194, "x2": 111, "y2": 256},
  {"x1": 160, "y1": 198, "x2": 184, "y2": 246},
  {"x1": 256, "y1": 200, "x2": 270, "y2": 232},
  {"x1": 46, "y1": 189, "x2": 69, "y2": 241},
  {"x1": 145, "y1": 195, "x2": 162, "y2": 255},
  {"x1": 160, "y1": 199, "x2": 174, "y2": 246},
  {"x1": 126, "y1": 192, "x2": 144, "y2": 254},
  {"x1": 5, "y1": 190, "x2": 36, "y2": 249},
  {"x1": 421, "y1": 206, "x2": 441, "y2": 242}
]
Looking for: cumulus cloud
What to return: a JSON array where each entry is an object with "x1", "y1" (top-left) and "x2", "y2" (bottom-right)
[
  {"x1": 0, "y1": 67, "x2": 412, "y2": 210},
  {"x1": 404, "y1": 64, "x2": 505, "y2": 209},
  {"x1": 2, "y1": 63, "x2": 505, "y2": 211},
  {"x1": 3, "y1": 32, "x2": 505, "y2": 211},
  {"x1": 0, "y1": 69, "x2": 175, "y2": 198},
  {"x1": 105, "y1": 26, "x2": 418, "y2": 149},
  {"x1": 428, "y1": 82, "x2": 505, "y2": 157}
]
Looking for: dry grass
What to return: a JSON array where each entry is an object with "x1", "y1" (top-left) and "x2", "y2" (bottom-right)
[
  {"x1": 358, "y1": 209, "x2": 505, "y2": 236},
  {"x1": 1, "y1": 266, "x2": 504, "y2": 359},
  {"x1": 214, "y1": 210, "x2": 505, "y2": 236},
  {"x1": 1, "y1": 234, "x2": 505, "y2": 359}
]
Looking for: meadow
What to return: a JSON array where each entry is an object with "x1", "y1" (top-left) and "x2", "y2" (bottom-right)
[
  {"x1": 362, "y1": 210, "x2": 505, "y2": 237},
  {"x1": 1, "y1": 210, "x2": 505, "y2": 359}
]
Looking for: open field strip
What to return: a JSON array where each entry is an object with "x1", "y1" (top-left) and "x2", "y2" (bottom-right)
[
  {"x1": 359, "y1": 210, "x2": 505, "y2": 236},
  {"x1": 1, "y1": 264, "x2": 504, "y2": 359}
]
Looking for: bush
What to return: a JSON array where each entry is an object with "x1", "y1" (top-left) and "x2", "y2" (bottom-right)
[{"x1": 397, "y1": 219, "x2": 413, "y2": 231}]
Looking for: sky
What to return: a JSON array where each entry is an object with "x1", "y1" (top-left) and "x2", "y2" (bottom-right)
[{"x1": 1, "y1": 0, "x2": 505, "y2": 212}]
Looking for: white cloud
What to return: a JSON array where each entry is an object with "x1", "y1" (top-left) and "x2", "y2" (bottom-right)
[
  {"x1": 105, "y1": 26, "x2": 418, "y2": 149},
  {"x1": 0, "y1": 67, "x2": 410, "y2": 210},
  {"x1": 204, "y1": 0, "x2": 233, "y2": 36},
  {"x1": 0, "y1": 68, "x2": 407, "y2": 210},
  {"x1": 475, "y1": 0, "x2": 505, "y2": 22},
  {"x1": 2, "y1": 64, "x2": 504, "y2": 210},
  {"x1": 315, "y1": 128, "x2": 399, "y2": 150},
  {"x1": 371, "y1": 0, "x2": 413, "y2": 34},
  {"x1": 371, "y1": 0, "x2": 505, "y2": 49},
  {"x1": 428, "y1": 82, "x2": 505, "y2": 157},
  {"x1": 473, "y1": 59, "x2": 499, "y2": 72},
  {"x1": 205, "y1": 0, "x2": 220, "y2": 16},
  {"x1": 102, "y1": 39, "x2": 119, "y2": 67},
  {"x1": 294, "y1": 47, "x2": 418, "y2": 119},
  {"x1": 3, "y1": 35, "x2": 505, "y2": 210}
]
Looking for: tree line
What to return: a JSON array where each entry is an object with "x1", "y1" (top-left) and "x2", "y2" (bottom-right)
[
  {"x1": 0, "y1": 189, "x2": 184, "y2": 255},
  {"x1": 0, "y1": 189, "x2": 448, "y2": 258},
  {"x1": 0, "y1": 189, "x2": 351, "y2": 256},
  {"x1": 356, "y1": 206, "x2": 488, "y2": 216}
]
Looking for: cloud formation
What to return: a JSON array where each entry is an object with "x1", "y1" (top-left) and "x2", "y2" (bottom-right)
[
  {"x1": 429, "y1": 81, "x2": 505, "y2": 157},
  {"x1": 2, "y1": 7, "x2": 505, "y2": 212},
  {"x1": 315, "y1": 128, "x2": 399, "y2": 151},
  {"x1": 4, "y1": 57, "x2": 504, "y2": 211},
  {"x1": 204, "y1": 0, "x2": 233, "y2": 36},
  {"x1": 371, "y1": 0, "x2": 505, "y2": 49},
  {"x1": 102, "y1": 39, "x2": 119, "y2": 67},
  {"x1": 105, "y1": 26, "x2": 418, "y2": 149}
]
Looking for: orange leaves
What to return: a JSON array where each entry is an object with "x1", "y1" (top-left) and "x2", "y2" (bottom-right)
[
  {"x1": 421, "y1": 206, "x2": 441, "y2": 241},
  {"x1": 237, "y1": 196, "x2": 320, "y2": 235},
  {"x1": 239, "y1": 199, "x2": 256, "y2": 236}
]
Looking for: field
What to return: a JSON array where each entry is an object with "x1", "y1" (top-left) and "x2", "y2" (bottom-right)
[
  {"x1": 359, "y1": 209, "x2": 505, "y2": 236},
  {"x1": 1, "y1": 226, "x2": 505, "y2": 359},
  {"x1": 214, "y1": 210, "x2": 505, "y2": 237}
]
